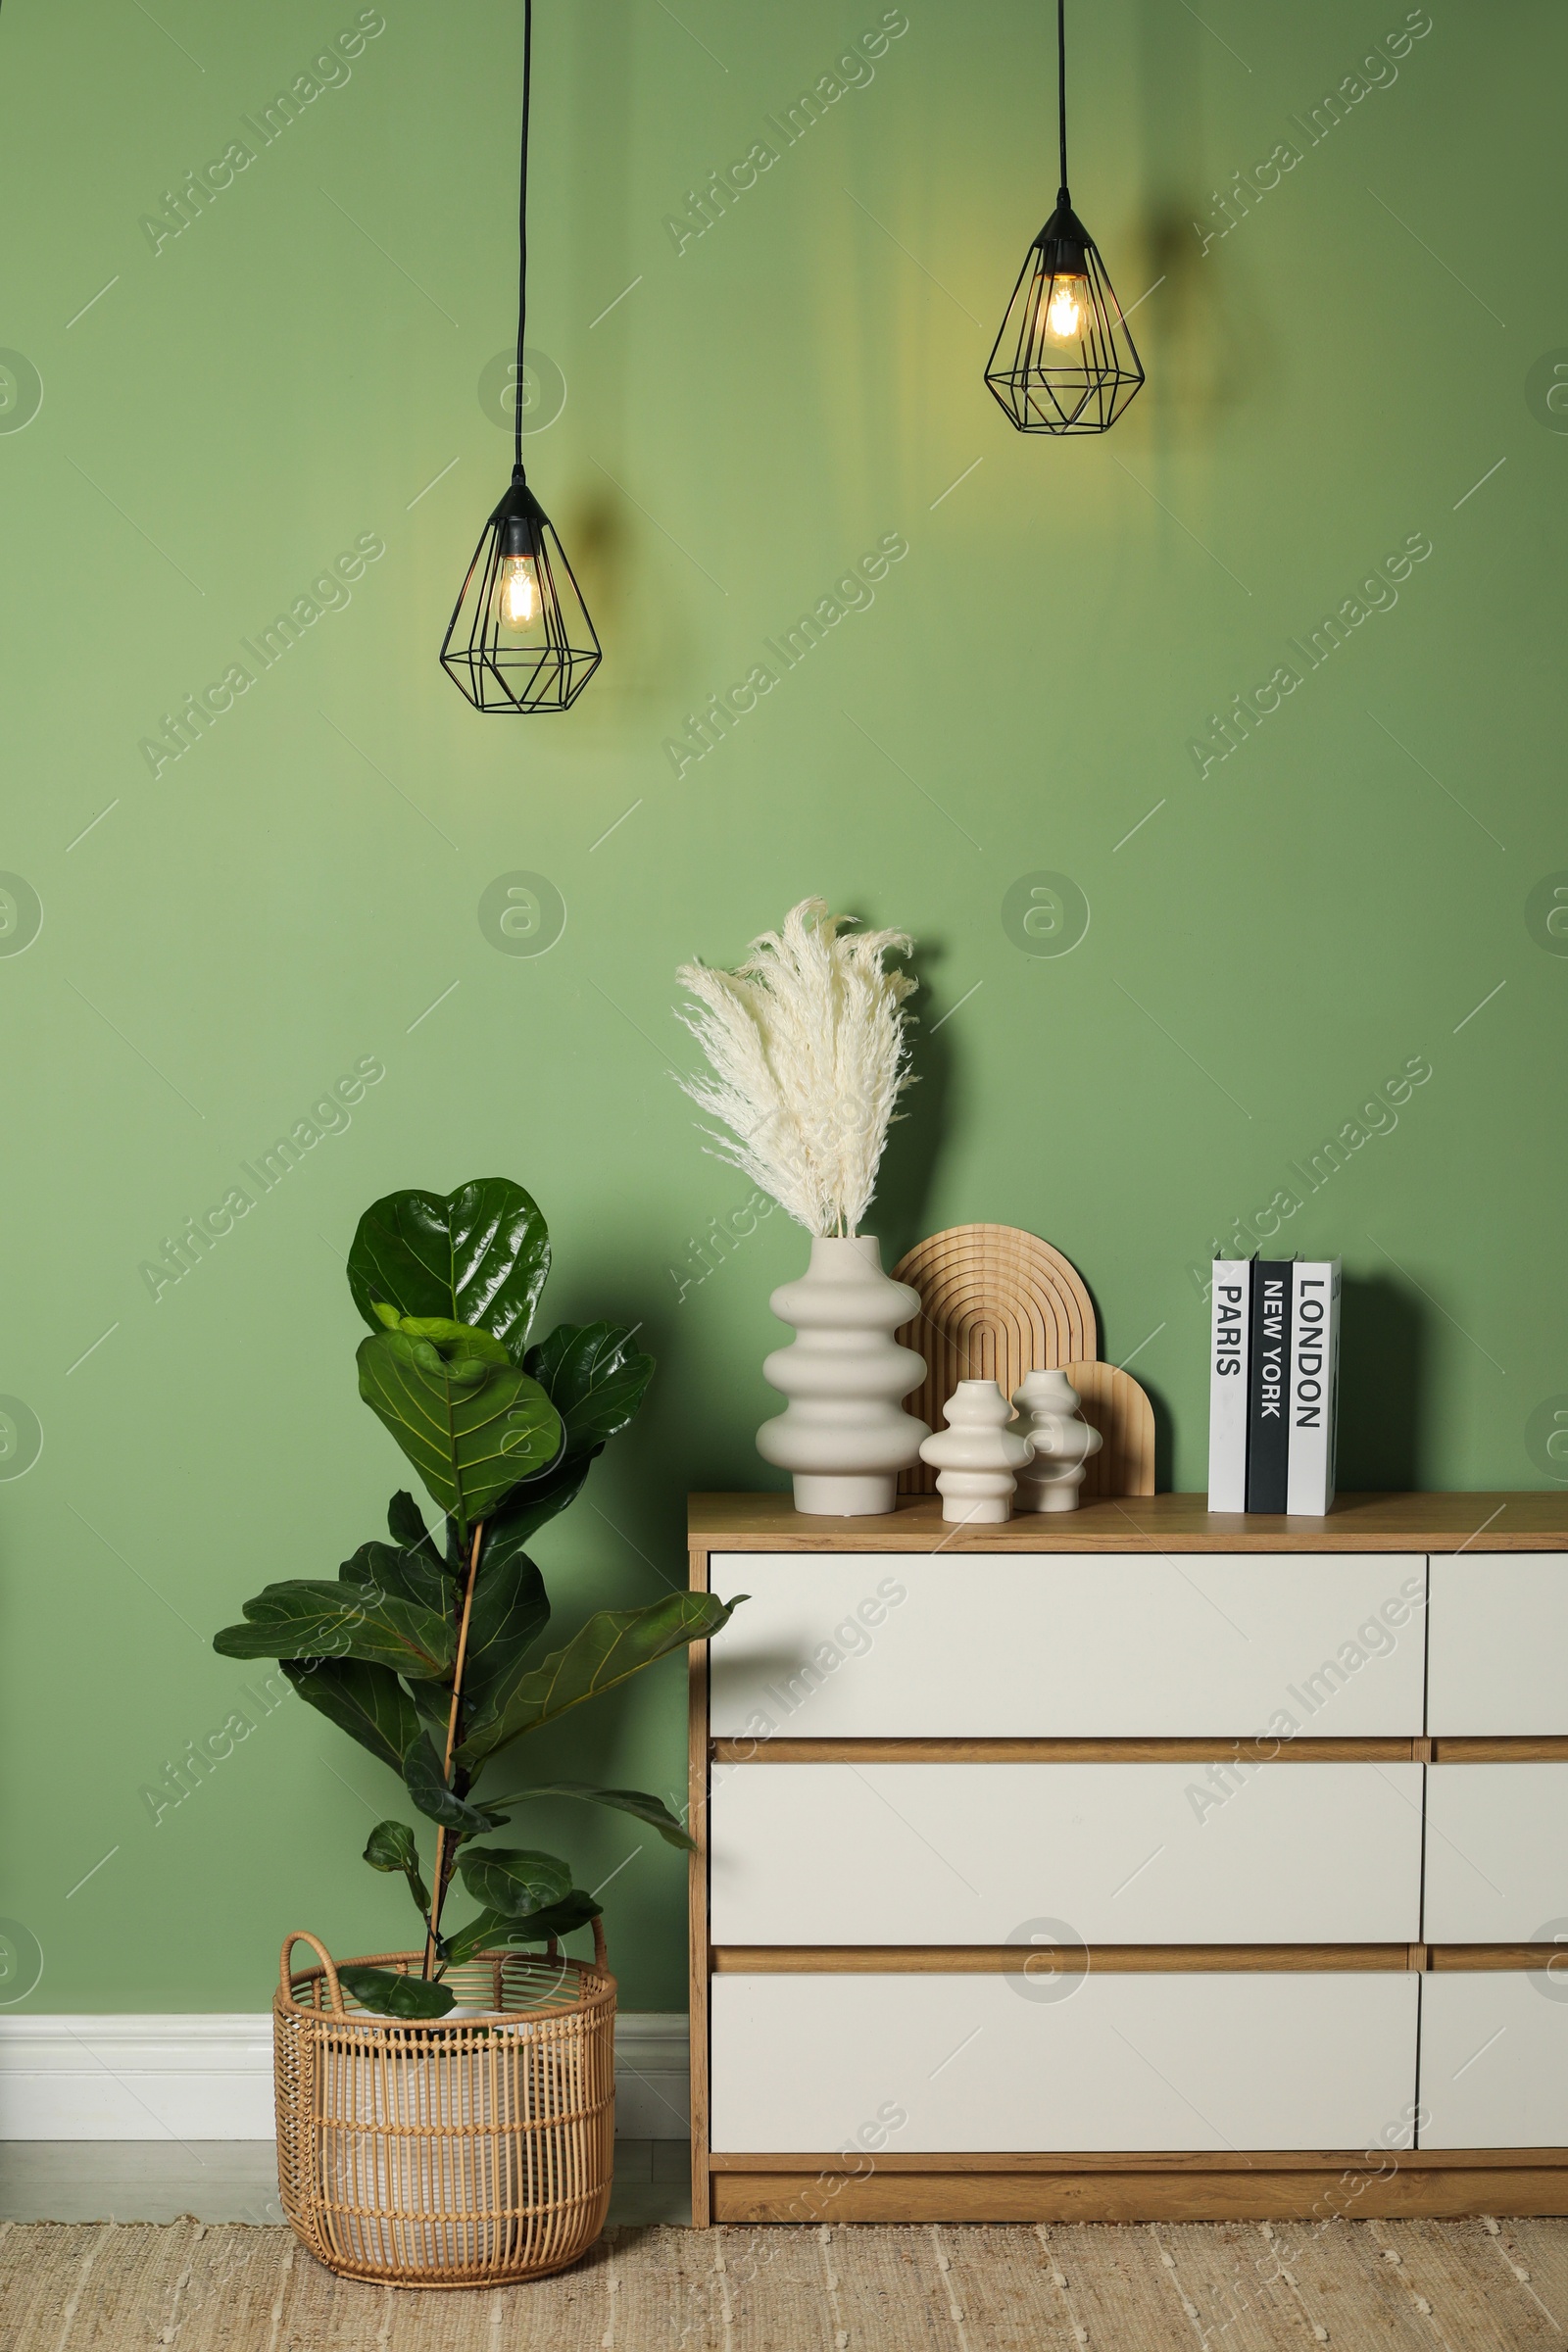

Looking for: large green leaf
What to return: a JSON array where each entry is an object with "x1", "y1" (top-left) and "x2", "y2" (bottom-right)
[
  {"x1": 356, "y1": 1325, "x2": 563, "y2": 1533},
  {"x1": 216, "y1": 1582, "x2": 455, "y2": 1680},
  {"x1": 340, "y1": 1538, "x2": 452, "y2": 1623},
  {"x1": 505, "y1": 1888, "x2": 603, "y2": 1942},
  {"x1": 408, "y1": 1677, "x2": 454, "y2": 1744},
  {"x1": 372, "y1": 1308, "x2": 512, "y2": 1369},
  {"x1": 402, "y1": 1732, "x2": 510, "y2": 1835},
  {"x1": 458, "y1": 1549, "x2": 551, "y2": 1762},
  {"x1": 441, "y1": 1910, "x2": 514, "y2": 1967},
  {"x1": 443, "y1": 1890, "x2": 602, "y2": 1965},
  {"x1": 364, "y1": 1820, "x2": 431, "y2": 1917},
  {"x1": 524, "y1": 1323, "x2": 656, "y2": 1460},
  {"x1": 348, "y1": 1180, "x2": 551, "y2": 1363},
  {"x1": 468, "y1": 1455, "x2": 593, "y2": 1573},
  {"x1": 457, "y1": 1846, "x2": 571, "y2": 1918},
  {"x1": 495, "y1": 1783, "x2": 695, "y2": 1851},
  {"x1": 338, "y1": 1965, "x2": 456, "y2": 2020},
  {"x1": 413, "y1": 1666, "x2": 457, "y2": 1741},
  {"x1": 278, "y1": 1658, "x2": 421, "y2": 1771},
  {"x1": 460, "y1": 1591, "x2": 745, "y2": 1761},
  {"x1": 387, "y1": 1490, "x2": 443, "y2": 1563}
]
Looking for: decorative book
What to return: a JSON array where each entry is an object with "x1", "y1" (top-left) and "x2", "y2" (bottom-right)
[
  {"x1": 1247, "y1": 1260, "x2": 1294, "y2": 1514},
  {"x1": 1206, "y1": 1261, "x2": 1250, "y2": 1511},
  {"x1": 1207, "y1": 1255, "x2": 1341, "y2": 1516},
  {"x1": 1286, "y1": 1259, "x2": 1342, "y2": 1515}
]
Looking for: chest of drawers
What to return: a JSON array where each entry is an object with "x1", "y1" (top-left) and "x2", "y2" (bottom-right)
[{"x1": 687, "y1": 1492, "x2": 1568, "y2": 2223}]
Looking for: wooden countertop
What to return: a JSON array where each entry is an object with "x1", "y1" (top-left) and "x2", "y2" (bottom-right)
[{"x1": 688, "y1": 1492, "x2": 1568, "y2": 1554}]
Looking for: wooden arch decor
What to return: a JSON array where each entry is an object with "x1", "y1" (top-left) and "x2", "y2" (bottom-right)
[{"x1": 891, "y1": 1224, "x2": 1153, "y2": 1498}]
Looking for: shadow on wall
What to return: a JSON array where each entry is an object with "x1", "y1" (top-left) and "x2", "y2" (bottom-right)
[
  {"x1": 1334, "y1": 1272, "x2": 1427, "y2": 1492},
  {"x1": 1063, "y1": 1261, "x2": 1177, "y2": 1494},
  {"x1": 1131, "y1": 0, "x2": 1279, "y2": 437},
  {"x1": 1142, "y1": 1375, "x2": 1176, "y2": 1492},
  {"x1": 1135, "y1": 201, "x2": 1273, "y2": 433},
  {"x1": 874, "y1": 932, "x2": 956, "y2": 1266},
  {"x1": 562, "y1": 475, "x2": 715, "y2": 713},
  {"x1": 550, "y1": 0, "x2": 702, "y2": 713}
]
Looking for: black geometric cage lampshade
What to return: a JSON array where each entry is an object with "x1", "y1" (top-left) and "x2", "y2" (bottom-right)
[
  {"x1": 440, "y1": 470, "x2": 601, "y2": 712},
  {"x1": 984, "y1": 194, "x2": 1144, "y2": 435},
  {"x1": 438, "y1": 0, "x2": 601, "y2": 714},
  {"x1": 983, "y1": 0, "x2": 1145, "y2": 437}
]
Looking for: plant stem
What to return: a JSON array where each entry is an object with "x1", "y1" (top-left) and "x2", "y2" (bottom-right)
[{"x1": 421, "y1": 1517, "x2": 485, "y2": 1979}]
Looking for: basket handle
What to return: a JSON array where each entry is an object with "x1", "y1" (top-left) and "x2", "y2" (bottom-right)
[
  {"x1": 551, "y1": 1919, "x2": 608, "y2": 1970},
  {"x1": 279, "y1": 1930, "x2": 345, "y2": 2014}
]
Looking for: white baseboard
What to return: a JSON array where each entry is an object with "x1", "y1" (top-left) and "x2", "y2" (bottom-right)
[{"x1": 0, "y1": 2013, "x2": 690, "y2": 2142}]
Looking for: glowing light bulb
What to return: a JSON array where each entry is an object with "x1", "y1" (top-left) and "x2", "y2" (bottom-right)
[
  {"x1": 1041, "y1": 273, "x2": 1090, "y2": 344},
  {"x1": 496, "y1": 553, "x2": 540, "y2": 633}
]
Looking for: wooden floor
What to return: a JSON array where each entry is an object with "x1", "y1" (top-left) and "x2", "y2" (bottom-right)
[{"x1": 0, "y1": 2140, "x2": 691, "y2": 2229}]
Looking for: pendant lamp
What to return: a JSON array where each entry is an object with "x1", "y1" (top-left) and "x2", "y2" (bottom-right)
[
  {"x1": 984, "y1": 0, "x2": 1145, "y2": 435},
  {"x1": 441, "y1": 0, "x2": 600, "y2": 711}
]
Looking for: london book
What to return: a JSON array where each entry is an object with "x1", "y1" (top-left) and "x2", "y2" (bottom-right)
[{"x1": 1285, "y1": 1258, "x2": 1342, "y2": 1515}]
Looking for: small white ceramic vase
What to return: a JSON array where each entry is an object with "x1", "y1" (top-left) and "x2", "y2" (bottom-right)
[
  {"x1": 1012, "y1": 1368, "x2": 1103, "y2": 1513},
  {"x1": 918, "y1": 1379, "x2": 1033, "y2": 1525},
  {"x1": 756, "y1": 1235, "x2": 928, "y2": 1516}
]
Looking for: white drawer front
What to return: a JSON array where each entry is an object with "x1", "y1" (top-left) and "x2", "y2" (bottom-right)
[
  {"x1": 1423, "y1": 1765, "x2": 1568, "y2": 1941},
  {"x1": 710, "y1": 1762, "x2": 1423, "y2": 1945},
  {"x1": 708, "y1": 1553, "x2": 1428, "y2": 1737},
  {"x1": 710, "y1": 1973, "x2": 1419, "y2": 2153},
  {"x1": 1419, "y1": 1974, "x2": 1568, "y2": 2148},
  {"x1": 1428, "y1": 1555, "x2": 1568, "y2": 1733}
]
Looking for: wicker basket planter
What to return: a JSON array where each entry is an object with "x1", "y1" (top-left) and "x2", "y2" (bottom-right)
[{"x1": 273, "y1": 1929, "x2": 615, "y2": 2286}]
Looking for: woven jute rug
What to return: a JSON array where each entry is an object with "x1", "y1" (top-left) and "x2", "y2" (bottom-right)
[{"x1": 4, "y1": 2216, "x2": 1565, "y2": 2349}]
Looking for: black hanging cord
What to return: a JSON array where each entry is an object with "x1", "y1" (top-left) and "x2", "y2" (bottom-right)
[
  {"x1": 514, "y1": 0, "x2": 533, "y2": 474},
  {"x1": 1055, "y1": 0, "x2": 1068, "y2": 198}
]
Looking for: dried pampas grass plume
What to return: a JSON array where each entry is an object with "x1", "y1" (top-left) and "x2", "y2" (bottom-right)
[{"x1": 675, "y1": 898, "x2": 918, "y2": 1239}]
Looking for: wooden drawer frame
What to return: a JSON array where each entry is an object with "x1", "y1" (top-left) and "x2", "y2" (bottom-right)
[{"x1": 688, "y1": 1492, "x2": 1568, "y2": 2223}]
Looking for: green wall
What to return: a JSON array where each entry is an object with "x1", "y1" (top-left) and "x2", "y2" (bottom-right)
[{"x1": 2, "y1": 0, "x2": 1563, "y2": 2014}]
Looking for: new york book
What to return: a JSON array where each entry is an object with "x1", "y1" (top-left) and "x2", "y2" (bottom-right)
[{"x1": 1247, "y1": 1259, "x2": 1293, "y2": 1513}]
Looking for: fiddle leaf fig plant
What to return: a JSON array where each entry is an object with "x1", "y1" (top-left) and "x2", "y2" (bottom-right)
[{"x1": 215, "y1": 1177, "x2": 743, "y2": 2019}]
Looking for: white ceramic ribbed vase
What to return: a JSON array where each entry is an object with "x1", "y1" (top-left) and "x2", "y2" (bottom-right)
[
  {"x1": 1012, "y1": 1368, "x2": 1102, "y2": 1513},
  {"x1": 918, "y1": 1378, "x2": 1033, "y2": 1525},
  {"x1": 756, "y1": 1235, "x2": 928, "y2": 1516}
]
